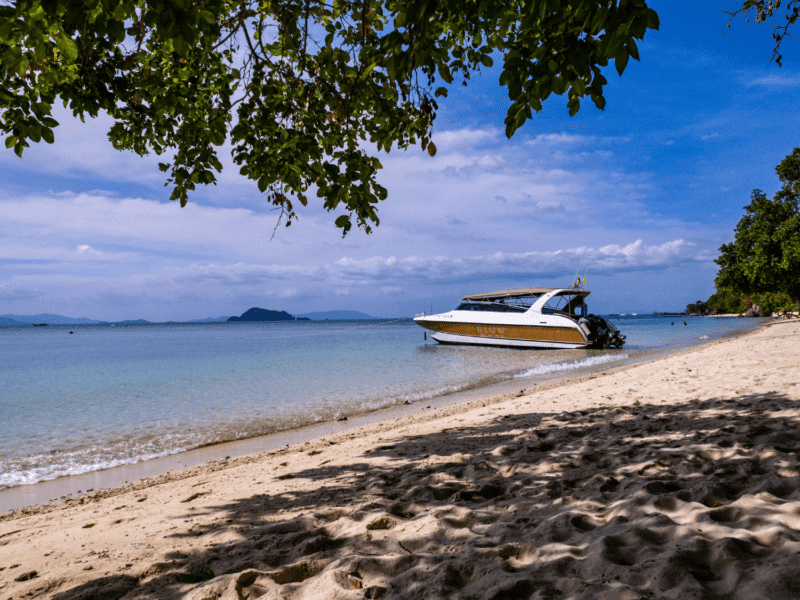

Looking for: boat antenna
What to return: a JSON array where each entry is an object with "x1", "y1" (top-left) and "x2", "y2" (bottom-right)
[{"x1": 572, "y1": 260, "x2": 584, "y2": 289}]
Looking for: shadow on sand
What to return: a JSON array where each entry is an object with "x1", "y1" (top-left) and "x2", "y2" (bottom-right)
[{"x1": 54, "y1": 392, "x2": 800, "y2": 600}]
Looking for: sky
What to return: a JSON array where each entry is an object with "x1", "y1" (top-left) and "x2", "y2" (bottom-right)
[{"x1": 2, "y1": 2, "x2": 799, "y2": 321}]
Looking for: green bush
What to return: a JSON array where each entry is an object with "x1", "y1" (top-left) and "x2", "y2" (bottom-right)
[
  {"x1": 742, "y1": 292, "x2": 798, "y2": 314},
  {"x1": 706, "y1": 289, "x2": 746, "y2": 314}
]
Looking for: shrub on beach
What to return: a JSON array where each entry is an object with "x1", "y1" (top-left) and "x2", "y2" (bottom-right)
[
  {"x1": 742, "y1": 292, "x2": 798, "y2": 315},
  {"x1": 705, "y1": 288, "x2": 746, "y2": 314}
]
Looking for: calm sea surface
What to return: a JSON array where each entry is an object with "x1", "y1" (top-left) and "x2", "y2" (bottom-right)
[{"x1": 0, "y1": 315, "x2": 764, "y2": 490}]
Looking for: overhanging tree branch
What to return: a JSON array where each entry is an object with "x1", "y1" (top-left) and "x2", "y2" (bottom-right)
[{"x1": 1, "y1": 0, "x2": 660, "y2": 236}]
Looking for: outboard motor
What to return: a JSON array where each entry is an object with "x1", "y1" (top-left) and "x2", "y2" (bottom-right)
[{"x1": 579, "y1": 315, "x2": 626, "y2": 348}]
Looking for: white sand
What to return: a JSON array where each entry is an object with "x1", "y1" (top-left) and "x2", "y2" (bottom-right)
[{"x1": 2, "y1": 320, "x2": 799, "y2": 600}]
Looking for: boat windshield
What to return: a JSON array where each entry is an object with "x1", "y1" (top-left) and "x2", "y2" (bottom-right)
[
  {"x1": 455, "y1": 302, "x2": 528, "y2": 313},
  {"x1": 541, "y1": 293, "x2": 587, "y2": 317}
]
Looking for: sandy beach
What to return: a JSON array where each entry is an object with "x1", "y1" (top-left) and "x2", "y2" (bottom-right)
[{"x1": 2, "y1": 319, "x2": 799, "y2": 600}]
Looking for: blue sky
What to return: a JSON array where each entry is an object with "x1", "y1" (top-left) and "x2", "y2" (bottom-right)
[{"x1": 1, "y1": 2, "x2": 799, "y2": 320}]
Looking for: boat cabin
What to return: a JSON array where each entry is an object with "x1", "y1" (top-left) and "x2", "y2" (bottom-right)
[{"x1": 456, "y1": 287, "x2": 590, "y2": 318}]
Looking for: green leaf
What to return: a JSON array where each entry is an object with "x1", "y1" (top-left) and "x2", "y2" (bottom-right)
[
  {"x1": 590, "y1": 9, "x2": 607, "y2": 34},
  {"x1": 615, "y1": 51, "x2": 629, "y2": 76},
  {"x1": 593, "y1": 95, "x2": 606, "y2": 110},
  {"x1": 646, "y1": 9, "x2": 660, "y2": 30},
  {"x1": 34, "y1": 41, "x2": 47, "y2": 65},
  {"x1": 41, "y1": 127, "x2": 54, "y2": 144},
  {"x1": 56, "y1": 33, "x2": 78, "y2": 61},
  {"x1": 627, "y1": 38, "x2": 640, "y2": 62},
  {"x1": 567, "y1": 97, "x2": 580, "y2": 117},
  {"x1": 437, "y1": 62, "x2": 453, "y2": 83}
]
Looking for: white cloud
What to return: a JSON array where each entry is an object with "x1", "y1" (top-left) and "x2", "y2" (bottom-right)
[
  {"x1": 745, "y1": 74, "x2": 800, "y2": 87},
  {"x1": 0, "y1": 236, "x2": 709, "y2": 318},
  {"x1": 526, "y1": 133, "x2": 594, "y2": 145},
  {"x1": 0, "y1": 123, "x2": 729, "y2": 319},
  {"x1": 329, "y1": 239, "x2": 704, "y2": 285},
  {"x1": 434, "y1": 128, "x2": 501, "y2": 150}
]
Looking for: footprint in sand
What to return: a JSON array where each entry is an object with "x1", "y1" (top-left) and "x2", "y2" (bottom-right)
[
  {"x1": 601, "y1": 535, "x2": 637, "y2": 567},
  {"x1": 570, "y1": 514, "x2": 602, "y2": 532}
]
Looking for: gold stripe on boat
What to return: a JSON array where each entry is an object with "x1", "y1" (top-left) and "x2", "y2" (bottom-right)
[{"x1": 416, "y1": 321, "x2": 585, "y2": 344}]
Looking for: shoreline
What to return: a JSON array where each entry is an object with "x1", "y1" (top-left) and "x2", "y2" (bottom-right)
[
  {"x1": 0, "y1": 319, "x2": 763, "y2": 514},
  {"x1": 2, "y1": 319, "x2": 798, "y2": 599},
  {"x1": 0, "y1": 317, "x2": 767, "y2": 514}
]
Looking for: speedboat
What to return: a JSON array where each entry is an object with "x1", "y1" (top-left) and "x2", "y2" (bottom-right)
[{"x1": 413, "y1": 287, "x2": 625, "y2": 349}]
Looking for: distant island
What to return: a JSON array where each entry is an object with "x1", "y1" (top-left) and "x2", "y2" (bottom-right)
[
  {"x1": 227, "y1": 308, "x2": 296, "y2": 322},
  {"x1": 0, "y1": 313, "x2": 104, "y2": 325},
  {"x1": 0, "y1": 316, "x2": 27, "y2": 327},
  {"x1": 227, "y1": 308, "x2": 378, "y2": 322}
]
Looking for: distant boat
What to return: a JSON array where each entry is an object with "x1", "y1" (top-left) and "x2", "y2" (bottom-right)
[{"x1": 32, "y1": 323, "x2": 48, "y2": 326}]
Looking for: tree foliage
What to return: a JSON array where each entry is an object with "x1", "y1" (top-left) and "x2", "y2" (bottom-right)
[
  {"x1": 715, "y1": 147, "x2": 800, "y2": 302},
  {"x1": 0, "y1": 0, "x2": 659, "y2": 234},
  {"x1": 705, "y1": 288, "x2": 745, "y2": 314},
  {"x1": 725, "y1": 0, "x2": 799, "y2": 66}
]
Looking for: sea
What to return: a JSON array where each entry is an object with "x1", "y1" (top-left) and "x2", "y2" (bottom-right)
[{"x1": 0, "y1": 315, "x2": 764, "y2": 503}]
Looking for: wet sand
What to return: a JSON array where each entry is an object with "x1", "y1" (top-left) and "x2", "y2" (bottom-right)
[{"x1": 1, "y1": 319, "x2": 799, "y2": 599}]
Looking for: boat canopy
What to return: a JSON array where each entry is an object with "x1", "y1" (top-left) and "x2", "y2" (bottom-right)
[{"x1": 461, "y1": 287, "x2": 591, "y2": 302}]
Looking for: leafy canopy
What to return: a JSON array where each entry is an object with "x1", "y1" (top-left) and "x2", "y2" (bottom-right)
[
  {"x1": 0, "y1": 1, "x2": 661, "y2": 234},
  {"x1": 724, "y1": 0, "x2": 799, "y2": 66},
  {"x1": 715, "y1": 148, "x2": 800, "y2": 302}
]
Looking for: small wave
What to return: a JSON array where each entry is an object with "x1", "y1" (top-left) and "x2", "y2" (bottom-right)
[
  {"x1": 0, "y1": 447, "x2": 184, "y2": 489},
  {"x1": 514, "y1": 353, "x2": 628, "y2": 379}
]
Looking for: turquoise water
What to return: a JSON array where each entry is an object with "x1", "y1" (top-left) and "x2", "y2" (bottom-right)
[{"x1": 0, "y1": 315, "x2": 763, "y2": 489}]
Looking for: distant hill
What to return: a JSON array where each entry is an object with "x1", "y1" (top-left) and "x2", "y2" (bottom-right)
[
  {"x1": 0, "y1": 316, "x2": 28, "y2": 327},
  {"x1": 185, "y1": 316, "x2": 230, "y2": 323},
  {"x1": 112, "y1": 319, "x2": 151, "y2": 325},
  {"x1": 295, "y1": 310, "x2": 377, "y2": 320},
  {"x1": 0, "y1": 313, "x2": 105, "y2": 325},
  {"x1": 227, "y1": 308, "x2": 295, "y2": 322}
]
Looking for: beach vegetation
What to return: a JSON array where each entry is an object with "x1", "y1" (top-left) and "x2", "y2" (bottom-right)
[
  {"x1": 724, "y1": 0, "x2": 800, "y2": 67},
  {"x1": 711, "y1": 147, "x2": 800, "y2": 313},
  {"x1": 705, "y1": 289, "x2": 745, "y2": 314},
  {"x1": 2, "y1": 0, "x2": 659, "y2": 235},
  {"x1": 685, "y1": 300, "x2": 710, "y2": 315}
]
